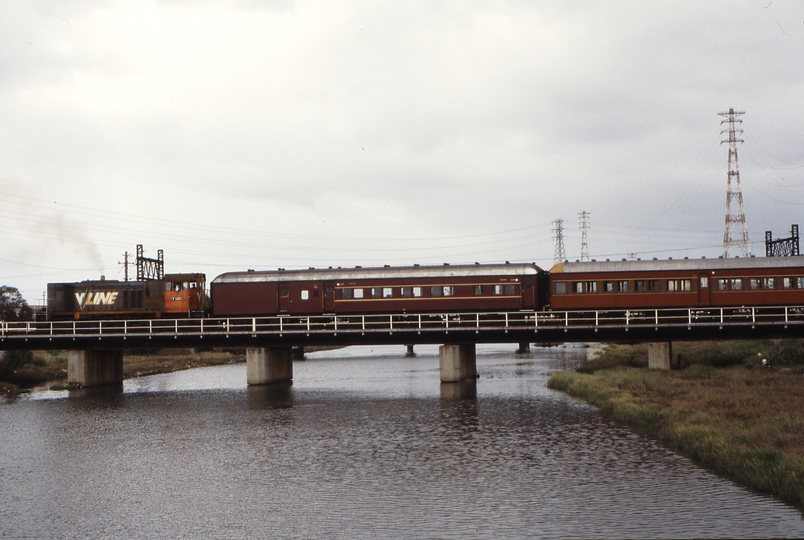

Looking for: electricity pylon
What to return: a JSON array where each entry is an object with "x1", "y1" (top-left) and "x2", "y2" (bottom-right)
[
  {"x1": 552, "y1": 219, "x2": 566, "y2": 265},
  {"x1": 578, "y1": 211, "x2": 590, "y2": 262},
  {"x1": 719, "y1": 108, "x2": 751, "y2": 258}
]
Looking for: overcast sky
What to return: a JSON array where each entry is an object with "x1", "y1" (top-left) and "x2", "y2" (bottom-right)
[{"x1": 1, "y1": 1, "x2": 803, "y2": 303}]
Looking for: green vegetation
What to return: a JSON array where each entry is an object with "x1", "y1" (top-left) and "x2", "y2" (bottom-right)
[
  {"x1": 0, "y1": 349, "x2": 245, "y2": 396},
  {"x1": 0, "y1": 285, "x2": 33, "y2": 321},
  {"x1": 580, "y1": 339, "x2": 804, "y2": 373},
  {"x1": 0, "y1": 351, "x2": 67, "y2": 393},
  {"x1": 1, "y1": 346, "x2": 341, "y2": 396},
  {"x1": 549, "y1": 339, "x2": 804, "y2": 510},
  {"x1": 122, "y1": 349, "x2": 245, "y2": 378}
]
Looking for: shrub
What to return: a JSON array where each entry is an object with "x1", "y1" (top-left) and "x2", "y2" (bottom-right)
[{"x1": 0, "y1": 350, "x2": 35, "y2": 376}]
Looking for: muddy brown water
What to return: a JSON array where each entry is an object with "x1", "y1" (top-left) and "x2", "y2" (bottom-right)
[{"x1": 1, "y1": 344, "x2": 802, "y2": 538}]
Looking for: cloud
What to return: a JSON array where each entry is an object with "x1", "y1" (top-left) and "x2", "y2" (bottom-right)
[{"x1": 0, "y1": 1, "x2": 803, "y2": 300}]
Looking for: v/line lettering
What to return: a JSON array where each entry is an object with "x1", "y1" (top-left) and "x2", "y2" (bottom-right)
[{"x1": 75, "y1": 291, "x2": 119, "y2": 309}]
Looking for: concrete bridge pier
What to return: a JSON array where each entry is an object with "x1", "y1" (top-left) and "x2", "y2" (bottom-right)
[
  {"x1": 648, "y1": 342, "x2": 672, "y2": 370},
  {"x1": 439, "y1": 344, "x2": 477, "y2": 382},
  {"x1": 516, "y1": 342, "x2": 531, "y2": 354},
  {"x1": 247, "y1": 347, "x2": 293, "y2": 385},
  {"x1": 67, "y1": 350, "x2": 124, "y2": 388}
]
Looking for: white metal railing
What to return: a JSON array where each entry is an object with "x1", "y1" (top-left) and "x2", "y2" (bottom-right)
[{"x1": 0, "y1": 306, "x2": 803, "y2": 341}]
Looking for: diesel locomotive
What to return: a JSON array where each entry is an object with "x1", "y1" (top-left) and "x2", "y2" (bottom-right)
[{"x1": 47, "y1": 273, "x2": 206, "y2": 320}]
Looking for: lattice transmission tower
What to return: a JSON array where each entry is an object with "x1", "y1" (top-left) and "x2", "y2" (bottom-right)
[
  {"x1": 719, "y1": 108, "x2": 751, "y2": 258},
  {"x1": 551, "y1": 219, "x2": 566, "y2": 265},
  {"x1": 578, "y1": 211, "x2": 591, "y2": 262}
]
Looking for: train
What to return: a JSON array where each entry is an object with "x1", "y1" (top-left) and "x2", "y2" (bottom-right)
[
  {"x1": 45, "y1": 255, "x2": 804, "y2": 320},
  {"x1": 47, "y1": 273, "x2": 206, "y2": 320}
]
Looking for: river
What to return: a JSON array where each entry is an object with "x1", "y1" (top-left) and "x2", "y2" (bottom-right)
[{"x1": 1, "y1": 343, "x2": 802, "y2": 539}]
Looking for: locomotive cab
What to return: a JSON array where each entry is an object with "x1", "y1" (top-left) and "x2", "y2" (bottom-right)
[{"x1": 163, "y1": 273, "x2": 206, "y2": 317}]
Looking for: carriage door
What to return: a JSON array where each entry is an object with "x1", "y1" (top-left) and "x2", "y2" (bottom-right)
[
  {"x1": 278, "y1": 283, "x2": 290, "y2": 312},
  {"x1": 697, "y1": 273, "x2": 711, "y2": 306},
  {"x1": 323, "y1": 281, "x2": 336, "y2": 312},
  {"x1": 521, "y1": 279, "x2": 536, "y2": 308}
]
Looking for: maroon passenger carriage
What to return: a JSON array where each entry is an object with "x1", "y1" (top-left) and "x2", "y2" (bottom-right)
[
  {"x1": 210, "y1": 263, "x2": 544, "y2": 317},
  {"x1": 548, "y1": 256, "x2": 804, "y2": 310}
]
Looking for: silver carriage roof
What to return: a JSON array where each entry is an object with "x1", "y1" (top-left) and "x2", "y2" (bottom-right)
[
  {"x1": 551, "y1": 256, "x2": 804, "y2": 274},
  {"x1": 212, "y1": 263, "x2": 542, "y2": 284}
]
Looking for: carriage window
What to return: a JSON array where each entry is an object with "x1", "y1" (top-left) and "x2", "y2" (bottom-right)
[
  {"x1": 370, "y1": 287, "x2": 381, "y2": 298},
  {"x1": 504, "y1": 284, "x2": 516, "y2": 295},
  {"x1": 474, "y1": 285, "x2": 485, "y2": 295},
  {"x1": 634, "y1": 280, "x2": 646, "y2": 292},
  {"x1": 667, "y1": 280, "x2": 678, "y2": 292},
  {"x1": 301, "y1": 290, "x2": 309, "y2": 300},
  {"x1": 798, "y1": 278, "x2": 804, "y2": 289},
  {"x1": 717, "y1": 279, "x2": 727, "y2": 290},
  {"x1": 165, "y1": 282, "x2": 172, "y2": 292},
  {"x1": 618, "y1": 281, "x2": 628, "y2": 293},
  {"x1": 401, "y1": 287, "x2": 412, "y2": 297},
  {"x1": 555, "y1": 282, "x2": 567, "y2": 294},
  {"x1": 750, "y1": 278, "x2": 761, "y2": 290},
  {"x1": 764, "y1": 277, "x2": 775, "y2": 289},
  {"x1": 494, "y1": 285, "x2": 503, "y2": 295},
  {"x1": 648, "y1": 280, "x2": 659, "y2": 292},
  {"x1": 700, "y1": 277, "x2": 709, "y2": 288},
  {"x1": 190, "y1": 282, "x2": 197, "y2": 289},
  {"x1": 604, "y1": 282, "x2": 614, "y2": 292},
  {"x1": 784, "y1": 277, "x2": 794, "y2": 289},
  {"x1": 573, "y1": 282, "x2": 583, "y2": 293},
  {"x1": 383, "y1": 288, "x2": 393, "y2": 298},
  {"x1": 730, "y1": 279, "x2": 743, "y2": 290},
  {"x1": 413, "y1": 287, "x2": 422, "y2": 297},
  {"x1": 354, "y1": 288, "x2": 364, "y2": 298},
  {"x1": 280, "y1": 286, "x2": 289, "y2": 295},
  {"x1": 443, "y1": 286, "x2": 454, "y2": 296},
  {"x1": 681, "y1": 279, "x2": 691, "y2": 291},
  {"x1": 430, "y1": 286, "x2": 442, "y2": 297},
  {"x1": 341, "y1": 288, "x2": 353, "y2": 299}
]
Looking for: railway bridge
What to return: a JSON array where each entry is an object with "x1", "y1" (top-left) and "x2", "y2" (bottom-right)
[{"x1": 3, "y1": 305, "x2": 804, "y2": 388}]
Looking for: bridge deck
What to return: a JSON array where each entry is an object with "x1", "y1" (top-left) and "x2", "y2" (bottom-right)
[{"x1": 2, "y1": 306, "x2": 804, "y2": 350}]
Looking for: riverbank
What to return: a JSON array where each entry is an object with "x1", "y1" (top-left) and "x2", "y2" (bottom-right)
[
  {"x1": 1, "y1": 347, "x2": 338, "y2": 396},
  {"x1": 548, "y1": 341, "x2": 804, "y2": 510},
  {"x1": 0, "y1": 349, "x2": 246, "y2": 396}
]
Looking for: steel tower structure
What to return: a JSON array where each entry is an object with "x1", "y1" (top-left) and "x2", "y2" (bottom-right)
[
  {"x1": 551, "y1": 219, "x2": 566, "y2": 265},
  {"x1": 719, "y1": 108, "x2": 751, "y2": 258},
  {"x1": 578, "y1": 211, "x2": 590, "y2": 262}
]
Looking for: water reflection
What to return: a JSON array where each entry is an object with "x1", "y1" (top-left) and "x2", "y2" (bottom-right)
[
  {"x1": 67, "y1": 382, "x2": 124, "y2": 398},
  {"x1": 1, "y1": 343, "x2": 802, "y2": 539},
  {"x1": 439, "y1": 379, "x2": 478, "y2": 400},
  {"x1": 246, "y1": 381, "x2": 294, "y2": 410}
]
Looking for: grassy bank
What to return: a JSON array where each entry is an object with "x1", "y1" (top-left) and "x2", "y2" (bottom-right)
[
  {"x1": 122, "y1": 349, "x2": 245, "y2": 379},
  {"x1": 580, "y1": 339, "x2": 804, "y2": 373},
  {"x1": 1, "y1": 346, "x2": 344, "y2": 396},
  {"x1": 548, "y1": 341, "x2": 804, "y2": 510},
  {"x1": 0, "y1": 349, "x2": 247, "y2": 396}
]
